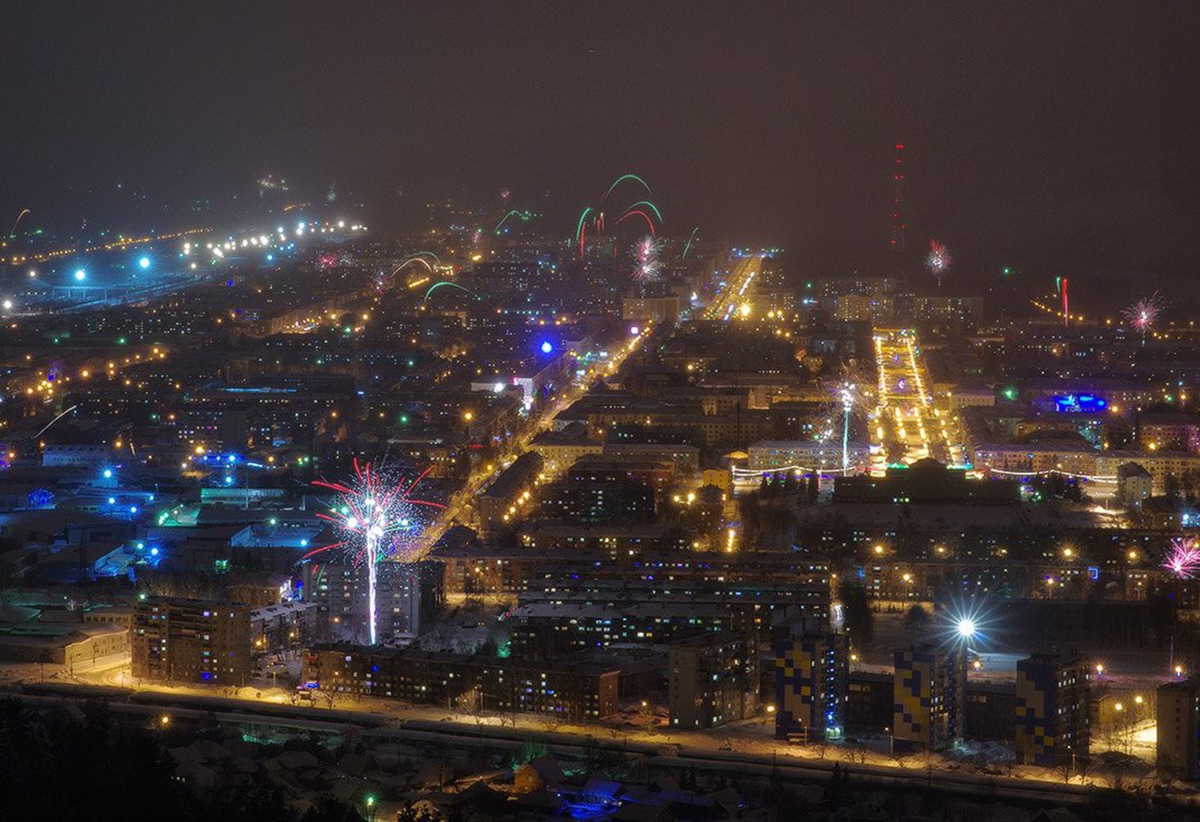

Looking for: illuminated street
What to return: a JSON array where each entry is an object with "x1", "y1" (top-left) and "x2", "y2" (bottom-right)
[
  {"x1": 871, "y1": 328, "x2": 966, "y2": 471},
  {"x1": 0, "y1": 5, "x2": 1194, "y2": 820}
]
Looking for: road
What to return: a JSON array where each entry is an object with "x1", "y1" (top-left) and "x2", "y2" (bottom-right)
[
  {"x1": 420, "y1": 322, "x2": 657, "y2": 551},
  {"x1": 871, "y1": 328, "x2": 966, "y2": 472},
  {"x1": 429, "y1": 253, "x2": 766, "y2": 544},
  {"x1": 704, "y1": 254, "x2": 761, "y2": 321},
  {"x1": 4, "y1": 680, "x2": 1134, "y2": 808}
]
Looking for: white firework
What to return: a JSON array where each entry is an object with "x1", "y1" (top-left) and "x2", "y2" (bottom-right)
[{"x1": 631, "y1": 236, "x2": 666, "y2": 283}]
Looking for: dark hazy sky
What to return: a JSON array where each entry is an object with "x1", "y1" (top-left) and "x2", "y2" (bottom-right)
[{"x1": 0, "y1": 2, "x2": 1184, "y2": 277}]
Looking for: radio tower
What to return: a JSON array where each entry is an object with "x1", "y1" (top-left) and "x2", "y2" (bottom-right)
[{"x1": 889, "y1": 143, "x2": 907, "y2": 257}]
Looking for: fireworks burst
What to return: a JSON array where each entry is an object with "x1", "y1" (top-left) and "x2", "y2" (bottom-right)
[
  {"x1": 926, "y1": 239, "x2": 952, "y2": 284},
  {"x1": 1163, "y1": 537, "x2": 1200, "y2": 580},
  {"x1": 631, "y1": 235, "x2": 666, "y2": 283},
  {"x1": 575, "y1": 174, "x2": 659, "y2": 256},
  {"x1": 307, "y1": 460, "x2": 444, "y2": 644},
  {"x1": 823, "y1": 360, "x2": 875, "y2": 473},
  {"x1": 1124, "y1": 292, "x2": 1163, "y2": 339}
]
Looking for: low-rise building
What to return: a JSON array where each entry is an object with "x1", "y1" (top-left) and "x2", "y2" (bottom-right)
[
  {"x1": 0, "y1": 619, "x2": 127, "y2": 665},
  {"x1": 477, "y1": 452, "x2": 543, "y2": 534},
  {"x1": 302, "y1": 643, "x2": 620, "y2": 721},
  {"x1": 510, "y1": 601, "x2": 741, "y2": 658},
  {"x1": 250, "y1": 600, "x2": 323, "y2": 654}
]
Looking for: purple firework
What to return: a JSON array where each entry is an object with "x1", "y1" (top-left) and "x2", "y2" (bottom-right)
[{"x1": 1163, "y1": 537, "x2": 1200, "y2": 579}]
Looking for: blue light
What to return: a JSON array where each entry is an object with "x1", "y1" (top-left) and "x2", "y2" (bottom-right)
[
  {"x1": 102, "y1": 469, "x2": 113, "y2": 479},
  {"x1": 541, "y1": 341, "x2": 553, "y2": 354},
  {"x1": 138, "y1": 256, "x2": 150, "y2": 269},
  {"x1": 129, "y1": 505, "x2": 138, "y2": 514},
  {"x1": 150, "y1": 547, "x2": 159, "y2": 556},
  {"x1": 74, "y1": 269, "x2": 87, "y2": 282},
  {"x1": 108, "y1": 497, "x2": 116, "y2": 504},
  {"x1": 224, "y1": 475, "x2": 234, "y2": 484}
]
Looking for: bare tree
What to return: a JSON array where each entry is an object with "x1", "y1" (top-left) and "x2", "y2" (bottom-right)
[
  {"x1": 456, "y1": 686, "x2": 483, "y2": 723},
  {"x1": 851, "y1": 741, "x2": 870, "y2": 765},
  {"x1": 539, "y1": 710, "x2": 567, "y2": 733}
]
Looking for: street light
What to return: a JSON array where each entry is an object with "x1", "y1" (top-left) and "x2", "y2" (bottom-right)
[{"x1": 955, "y1": 618, "x2": 977, "y2": 640}]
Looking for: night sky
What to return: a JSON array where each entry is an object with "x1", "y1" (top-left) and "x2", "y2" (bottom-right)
[{"x1": 1, "y1": 2, "x2": 1191, "y2": 280}]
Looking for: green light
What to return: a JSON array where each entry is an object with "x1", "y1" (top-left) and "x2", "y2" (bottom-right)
[
  {"x1": 1002, "y1": 386, "x2": 1017, "y2": 401},
  {"x1": 365, "y1": 796, "x2": 376, "y2": 807},
  {"x1": 623, "y1": 200, "x2": 664, "y2": 222},
  {"x1": 1002, "y1": 267, "x2": 1012, "y2": 276},
  {"x1": 399, "y1": 414, "x2": 409, "y2": 424},
  {"x1": 602, "y1": 173, "x2": 652, "y2": 200},
  {"x1": 117, "y1": 337, "x2": 127, "y2": 344}
]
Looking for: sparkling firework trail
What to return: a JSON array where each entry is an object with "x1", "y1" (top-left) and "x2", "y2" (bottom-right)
[
  {"x1": 308, "y1": 460, "x2": 444, "y2": 645},
  {"x1": 494, "y1": 209, "x2": 533, "y2": 234},
  {"x1": 575, "y1": 207, "x2": 594, "y2": 255},
  {"x1": 389, "y1": 255, "x2": 435, "y2": 278},
  {"x1": 926, "y1": 239, "x2": 952, "y2": 284},
  {"x1": 1163, "y1": 537, "x2": 1200, "y2": 580},
  {"x1": 616, "y1": 209, "x2": 657, "y2": 236},
  {"x1": 682, "y1": 227, "x2": 700, "y2": 259},
  {"x1": 824, "y1": 361, "x2": 875, "y2": 474},
  {"x1": 33, "y1": 405, "x2": 78, "y2": 440},
  {"x1": 9, "y1": 208, "x2": 30, "y2": 238},
  {"x1": 622, "y1": 200, "x2": 664, "y2": 224},
  {"x1": 601, "y1": 173, "x2": 653, "y2": 202},
  {"x1": 424, "y1": 281, "x2": 477, "y2": 302}
]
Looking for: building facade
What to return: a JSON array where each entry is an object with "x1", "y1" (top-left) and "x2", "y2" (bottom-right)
[
  {"x1": 892, "y1": 643, "x2": 966, "y2": 753},
  {"x1": 1157, "y1": 677, "x2": 1200, "y2": 781},
  {"x1": 1014, "y1": 650, "x2": 1091, "y2": 766},
  {"x1": 132, "y1": 597, "x2": 251, "y2": 684},
  {"x1": 773, "y1": 621, "x2": 848, "y2": 742},
  {"x1": 669, "y1": 632, "x2": 759, "y2": 729},
  {"x1": 302, "y1": 643, "x2": 619, "y2": 721}
]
